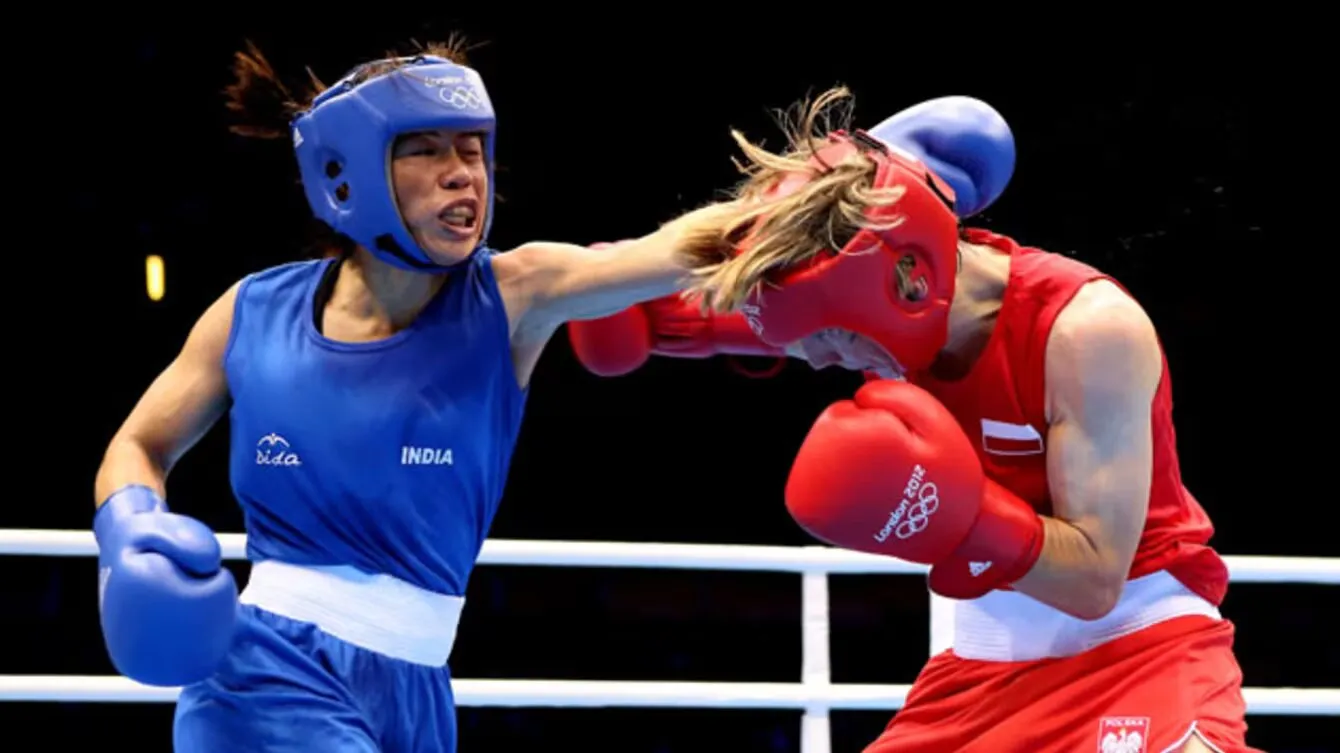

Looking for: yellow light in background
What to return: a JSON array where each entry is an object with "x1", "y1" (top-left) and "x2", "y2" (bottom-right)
[{"x1": 145, "y1": 255, "x2": 165, "y2": 302}]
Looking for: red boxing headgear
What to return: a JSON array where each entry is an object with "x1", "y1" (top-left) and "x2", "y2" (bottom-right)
[{"x1": 736, "y1": 130, "x2": 960, "y2": 376}]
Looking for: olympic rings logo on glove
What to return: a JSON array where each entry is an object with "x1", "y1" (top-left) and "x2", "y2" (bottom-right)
[
  {"x1": 873, "y1": 480, "x2": 941, "y2": 544},
  {"x1": 894, "y1": 482, "x2": 939, "y2": 540},
  {"x1": 440, "y1": 86, "x2": 484, "y2": 110}
]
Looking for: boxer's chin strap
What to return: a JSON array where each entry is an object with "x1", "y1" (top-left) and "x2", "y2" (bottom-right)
[{"x1": 726, "y1": 356, "x2": 786, "y2": 379}]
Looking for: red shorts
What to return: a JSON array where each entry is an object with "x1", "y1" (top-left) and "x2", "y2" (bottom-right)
[{"x1": 864, "y1": 616, "x2": 1261, "y2": 753}]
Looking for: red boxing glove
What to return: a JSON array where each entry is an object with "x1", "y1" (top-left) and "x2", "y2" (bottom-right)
[
  {"x1": 566, "y1": 241, "x2": 653, "y2": 377},
  {"x1": 785, "y1": 380, "x2": 1044, "y2": 598},
  {"x1": 567, "y1": 304, "x2": 656, "y2": 377}
]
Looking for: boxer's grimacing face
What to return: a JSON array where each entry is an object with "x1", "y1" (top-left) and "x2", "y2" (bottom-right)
[{"x1": 390, "y1": 128, "x2": 489, "y2": 265}]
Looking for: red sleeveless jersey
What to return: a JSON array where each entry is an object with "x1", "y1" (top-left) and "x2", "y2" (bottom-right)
[{"x1": 910, "y1": 228, "x2": 1229, "y2": 606}]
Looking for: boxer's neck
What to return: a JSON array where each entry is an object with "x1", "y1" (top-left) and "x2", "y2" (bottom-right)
[
  {"x1": 324, "y1": 248, "x2": 449, "y2": 338},
  {"x1": 928, "y1": 241, "x2": 1011, "y2": 381}
]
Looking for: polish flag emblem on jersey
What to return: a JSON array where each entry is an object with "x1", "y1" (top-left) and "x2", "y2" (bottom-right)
[
  {"x1": 1097, "y1": 717, "x2": 1149, "y2": 753},
  {"x1": 980, "y1": 419, "x2": 1045, "y2": 456}
]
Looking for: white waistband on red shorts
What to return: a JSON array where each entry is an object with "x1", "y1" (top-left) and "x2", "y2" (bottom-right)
[
  {"x1": 950, "y1": 570, "x2": 1221, "y2": 662},
  {"x1": 239, "y1": 560, "x2": 463, "y2": 667}
]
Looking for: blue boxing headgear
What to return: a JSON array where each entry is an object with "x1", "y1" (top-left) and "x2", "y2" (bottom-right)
[{"x1": 292, "y1": 55, "x2": 496, "y2": 271}]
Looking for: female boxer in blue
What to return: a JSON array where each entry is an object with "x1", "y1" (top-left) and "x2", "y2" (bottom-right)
[{"x1": 90, "y1": 40, "x2": 747, "y2": 752}]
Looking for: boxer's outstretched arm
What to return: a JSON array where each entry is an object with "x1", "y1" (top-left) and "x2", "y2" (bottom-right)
[
  {"x1": 496, "y1": 201, "x2": 743, "y2": 345},
  {"x1": 1010, "y1": 281, "x2": 1163, "y2": 619},
  {"x1": 94, "y1": 282, "x2": 238, "y2": 507}
]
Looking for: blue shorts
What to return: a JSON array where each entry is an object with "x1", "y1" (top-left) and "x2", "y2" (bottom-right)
[{"x1": 174, "y1": 604, "x2": 456, "y2": 752}]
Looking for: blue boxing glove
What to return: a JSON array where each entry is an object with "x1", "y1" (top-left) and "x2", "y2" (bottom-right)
[
  {"x1": 869, "y1": 96, "x2": 1015, "y2": 217},
  {"x1": 94, "y1": 485, "x2": 238, "y2": 686}
]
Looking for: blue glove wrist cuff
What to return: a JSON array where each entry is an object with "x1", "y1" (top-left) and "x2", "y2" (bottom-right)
[{"x1": 94, "y1": 485, "x2": 167, "y2": 537}]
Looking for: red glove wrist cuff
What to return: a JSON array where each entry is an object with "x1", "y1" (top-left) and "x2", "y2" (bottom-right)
[
  {"x1": 700, "y1": 311, "x2": 787, "y2": 357},
  {"x1": 927, "y1": 478, "x2": 1045, "y2": 599},
  {"x1": 649, "y1": 296, "x2": 785, "y2": 358}
]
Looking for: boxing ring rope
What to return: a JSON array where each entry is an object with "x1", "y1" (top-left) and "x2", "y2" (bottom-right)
[{"x1": 3, "y1": 531, "x2": 1339, "y2": 753}]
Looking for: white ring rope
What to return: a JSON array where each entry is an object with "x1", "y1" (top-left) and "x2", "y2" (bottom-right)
[
  {"x1": 4, "y1": 528, "x2": 1337, "y2": 753},
  {"x1": 5, "y1": 530, "x2": 1338, "y2": 582},
  {"x1": 1, "y1": 675, "x2": 1336, "y2": 715}
]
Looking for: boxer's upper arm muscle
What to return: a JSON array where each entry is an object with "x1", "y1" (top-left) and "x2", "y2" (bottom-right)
[
  {"x1": 102, "y1": 281, "x2": 240, "y2": 484},
  {"x1": 1043, "y1": 281, "x2": 1163, "y2": 596},
  {"x1": 493, "y1": 238, "x2": 694, "y2": 386},
  {"x1": 492, "y1": 242, "x2": 584, "y2": 347},
  {"x1": 490, "y1": 246, "x2": 577, "y2": 389},
  {"x1": 500, "y1": 234, "x2": 704, "y2": 339}
]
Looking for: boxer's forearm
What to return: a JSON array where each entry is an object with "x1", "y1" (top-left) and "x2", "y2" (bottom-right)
[
  {"x1": 584, "y1": 199, "x2": 740, "y2": 306},
  {"x1": 517, "y1": 201, "x2": 742, "y2": 327},
  {"x1": 1010, "y1": 516, "x2": 1125, "y2": 621},
  {"x1": 95, "y1": 439, "x2": 168, "y2": 508}
]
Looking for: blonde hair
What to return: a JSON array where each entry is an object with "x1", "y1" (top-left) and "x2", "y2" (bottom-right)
[{"x1": 685, "y1": 86, "x2": 910, "y2": 314}]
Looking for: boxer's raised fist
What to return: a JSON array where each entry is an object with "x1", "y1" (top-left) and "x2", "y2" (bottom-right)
[{"x1": 784, "y1": 380, "x2": 983, "y2": 564}]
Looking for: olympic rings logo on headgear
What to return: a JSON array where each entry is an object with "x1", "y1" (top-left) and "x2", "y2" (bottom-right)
[
  {"x1": 894, "y1": 482, "x2": 939, "y2": 540},
  {"x1": 440, "y1": 86, "x2": 484, "y2": 110}
]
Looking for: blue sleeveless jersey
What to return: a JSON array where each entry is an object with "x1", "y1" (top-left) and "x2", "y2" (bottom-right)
[{"x1": 222, "y1": 252, "x2": 527, "y2": 596}]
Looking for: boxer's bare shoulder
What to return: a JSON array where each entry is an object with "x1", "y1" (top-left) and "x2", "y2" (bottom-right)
[
  {"x1": 96, "y1": 279, "x2": 241, "y2": 500},
  {"x1": 1043, "y1": 279, "x2": 1161, "y2": 424},
  {"x1": 1051, "y1": 279, "x2": 1159, "y2": 356}
]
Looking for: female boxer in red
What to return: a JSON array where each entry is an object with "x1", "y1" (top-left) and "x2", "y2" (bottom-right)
[{"x1": 568, "y1": 88, "x2": 1259, "y2": 753}]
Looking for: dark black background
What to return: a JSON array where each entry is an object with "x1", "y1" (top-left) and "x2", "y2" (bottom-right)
[{"x1": 2, "y1": 15, "x2": 1332, "y2": 753}]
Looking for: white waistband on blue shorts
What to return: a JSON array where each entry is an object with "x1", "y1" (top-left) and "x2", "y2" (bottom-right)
[
  {"x1": 239, "y1": 560, "x2": 464, "y2": 667},
  {"x1": 949, "y1": 570, "x2": 1221, "y2": 662}
]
